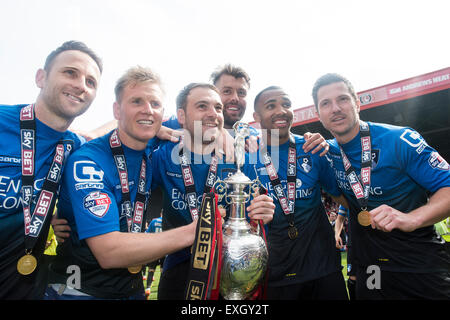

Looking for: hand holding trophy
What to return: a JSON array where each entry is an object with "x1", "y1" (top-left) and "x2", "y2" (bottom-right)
[{"x1": 185, "y1": 121, "x2": 269, "y2": 300}]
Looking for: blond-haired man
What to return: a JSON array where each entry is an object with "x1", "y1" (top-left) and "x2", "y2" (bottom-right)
[{"x1": 46, "y1": 66, "x2": 197, "y2": 299}]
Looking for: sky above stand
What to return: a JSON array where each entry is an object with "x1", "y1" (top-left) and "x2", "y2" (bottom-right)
[{"x1": 1, "y1": 0, "x2": 448, "y2": 131}]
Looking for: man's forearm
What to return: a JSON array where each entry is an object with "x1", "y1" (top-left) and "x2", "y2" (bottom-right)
[
  {"x1": 86, "y1": 222, "x2": 196, "y2": 269},
  {"x1": 409, "y1": 187, "x2": 450, "y2": 230}
]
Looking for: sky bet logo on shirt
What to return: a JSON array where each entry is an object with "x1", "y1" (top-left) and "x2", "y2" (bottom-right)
[
  {"x1": 428, "y1": 151, "x2": 449, "y2": 171},
  {"x1": 83, "y1": 191, "x2": 112, "y2": 218}
]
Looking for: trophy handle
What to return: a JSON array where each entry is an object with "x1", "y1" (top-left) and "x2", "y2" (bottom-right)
[
  {"x1": 250, "y1": 178, "x2": 263, "y2": 197},
  {"x1": 213, "y1": 179, "x2": 227, "y2": 204},
  {"x1": 244, "y1": 189, "x2": 251, "y2": 204},
  {"x1": 243, "y1": 179, "x2": 263, "y2": 204}
]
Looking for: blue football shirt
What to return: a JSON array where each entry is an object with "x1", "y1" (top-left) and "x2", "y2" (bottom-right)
[
  {"x1": 0, "y1": 104, "x2": 83, "y2": 299},
  {"x1": 327, "y1": 121, "x2": 450, "y2": 272},
  {"x1": 254, "y1": 134, "x2": 342, "y2": 285},
  {"x1": 50, "y1": 131, "x2": 152, "y2": 298}
]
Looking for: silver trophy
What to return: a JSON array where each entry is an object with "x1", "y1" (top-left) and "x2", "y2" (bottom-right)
[{"x1": 215, "y1": 122, "x2": 268, "y2": 300}]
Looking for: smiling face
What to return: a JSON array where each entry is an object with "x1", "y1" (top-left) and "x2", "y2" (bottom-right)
[
  {"x1": 214, "y1": 74, "x2": 249, "y2": 129},
  {"x1": 253, "y1": 88, "x2": 293, "y2": 145},
  {"x1": 316, "y1": 81, "x2": 360, "y2": 144},
  {"x1": 177, "y1": 86, "x2": 224, "y2": 147},
  {"x1": 113, "y1": 82, "x2": 164, "y2": 150},
  {"x1": 35, "y1": 50, "x2": 101, "y2": 124}
]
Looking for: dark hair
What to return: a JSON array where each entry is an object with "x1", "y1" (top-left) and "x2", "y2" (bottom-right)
[
  {"x1": 311, "y1": 73, "x2": 357, "y2": 109},
  {"x1": 44, "y1": 40, "x2": 103, "y2": 74},
  {"x1": 210, "y1": 64, "x2": 250, "y2": 88},
  {"x1": 253, "y1": 85, "x2": 283, "y2": 111},
  {"x1": 176, "y1": 83, "x2": 220, "y2": 110}
]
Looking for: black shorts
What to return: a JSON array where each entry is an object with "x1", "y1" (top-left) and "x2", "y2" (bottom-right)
[
  {"x1": 356, "y1": 267, "x2": 450, "y2": 300},
  {"x1": 266, "y1": 271, "x2": 348, "y2": 300},
  {"x1": 157, "y1": 260, "x2": 190, "y2": 300},
  {"x1": 146, "y1": 257, "x2": 165, "y2": 271}
]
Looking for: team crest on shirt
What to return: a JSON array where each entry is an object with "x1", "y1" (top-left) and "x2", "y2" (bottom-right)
[
  {"x1": 428, "y1": 152, "x2": 449, "y2": 171},
  {"x1": 83, "y1": 191, "x2": 112, "y2": 218},
  {"x1": 297, "y1": 156, "x2": 312, "y2": 173},
  {"x1": 371, "y1": 149, "x2": 380, "y2": 169}
]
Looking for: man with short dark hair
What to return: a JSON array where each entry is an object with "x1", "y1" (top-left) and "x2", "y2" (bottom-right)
[
  {"x1": 162, "y1": 64, "x2": 254, "y2": 135},
  {"x1": 252, "y1": 86, "x2": 349, "y2": 300},
  {"x1": 210, "y1": 64, "x2": 251, "y2": 130},
  {"x1": 153, "y1": 83, "x2": 275, "y2": 299},
  {"x1": 0, "y1": 40, "x2": 102, "y2": 299},
  {"x1": 313, "y1": 73, "x2": 450, "y2": 299}
]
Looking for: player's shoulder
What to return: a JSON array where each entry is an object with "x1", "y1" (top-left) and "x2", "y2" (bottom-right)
[
  {"x1": 291, "y1": 133, "x2": 305, "y2": 144},
  {"x1": 0, "y1": 104, "x2": 24, "y2": 122},
  {"x1": 291, "y1": 134, "x2": 310, "y2": 156},
  {"x1": 162, "y1": 114, "x2": 181, "y2": 130},
  {"x1": 63, "y1": 130, "x2": 86, "y2": 149},
  {"x1": 152, "y1": 139, "x2": 179, "y2": 157},
  {"x1": 149, "y1": 140, "x2": 181, "y2": 173},
  {"x1": 366, "y1": 121, "x2": 410, "y2": 136},
  {"x1": 327, "y1": 138, "x2": 339, "y2": 154},
  {"x1": 0, "y1": 103, "x2": 24, "y2": 110},
  {"x1": 67, "y1": 133, "x2": 111, "y2": 165},
  {"x1": 367, "y1": 121, "x2": 423, "y2": 146},
  {"x1": 326, "y1": 121, "x2": 408, "y2": 149},
  {"x1": 291, "y1": 134, "x2": 322, "y2": 161}
]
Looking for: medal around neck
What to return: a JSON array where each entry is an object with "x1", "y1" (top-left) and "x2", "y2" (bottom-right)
[
  {"x1": 339, "y1": 122, "x2": 373, "y2": 229},
  {"x1": 127, "y1": 265, "x2": 142, "y2": 274},
  {"x1": 216, "y1": 122, "x2": 268, "y2": 300},
  {"x1": 288, "y1": 223, "x2": 298, "y2": 240},
  {"x1": 17, "y1": 253, "x2": 37, "y2": 276},
  {"x1": 358, "y1": 210, "x2": 371, "y2": 227}
]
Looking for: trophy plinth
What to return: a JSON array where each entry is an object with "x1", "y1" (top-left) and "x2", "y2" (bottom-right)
[{"x1": 218, "y1": 122, "x2": 268, "y2": 300}]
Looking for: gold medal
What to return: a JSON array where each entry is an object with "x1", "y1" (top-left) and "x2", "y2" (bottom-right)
[
  {"x1": 288, "y1": 225, "x2": 298, "y2": 240},
  {"x1": 128, "y1": 265, "x2": 142, "y2": 274},
  {"x1": 358, "y1": 210, "x2": 371, "y2": 227},
  {"x1": 17, "y1": 254, "x2": 37, "y2": 275}
]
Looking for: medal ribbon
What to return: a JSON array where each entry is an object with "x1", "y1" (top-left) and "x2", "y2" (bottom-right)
[
  {"x1": 179, "y1": 147, "x2": 219, "y2": 221},
  {"x1": 179, "y1": 146, "x2": 222, "y2": 300},
  {"x1": 185, "y1": 192, "x2": 222, "y2": 300},
  {"x1": 261, "y1": 135, "x2": 297, "y2": 231},
  {"x1": 20, "y1": 104, "x2": 72, "y2": 252},
  {"x1": 109, "y1": 129, "x2": 148, "y2": 233},
  {"x1": 338, "y1": 121, "x2": 372, "y2": 211}
]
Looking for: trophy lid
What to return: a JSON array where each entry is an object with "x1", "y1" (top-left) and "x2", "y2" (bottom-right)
[{"x1": 224, "y1": 170, "x2": 253, "y2": 185}]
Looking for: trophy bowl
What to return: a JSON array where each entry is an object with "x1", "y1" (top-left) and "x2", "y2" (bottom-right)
[{"x1": 220, "y1": 214, "x2": 268, "y2": 300}]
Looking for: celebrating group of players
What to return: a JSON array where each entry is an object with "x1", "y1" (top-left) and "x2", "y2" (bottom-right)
[{"x1": 1, "y1": 40, "x2": 449, "y2": 300}]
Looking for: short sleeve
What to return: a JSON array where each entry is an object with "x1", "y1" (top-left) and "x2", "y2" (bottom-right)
[
  {"x1": 317, "y1": 154, "x2": 342, "y2": 197},
  {"x1": 63, "y1": 156, "x2": 120, "y2": 240},
  {"x1": 397, "y1": 128, "x2": 450, "y2": 193}
]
